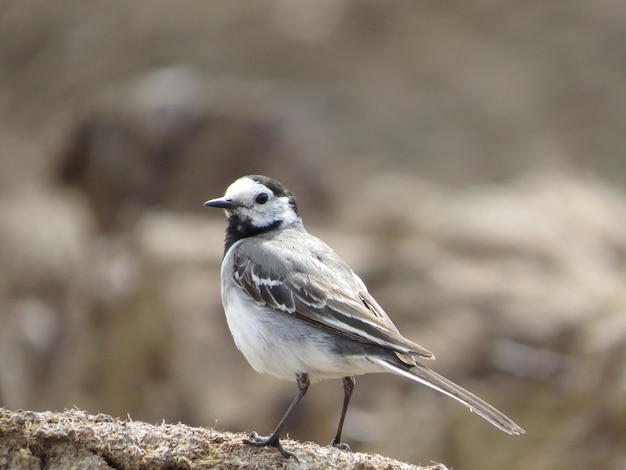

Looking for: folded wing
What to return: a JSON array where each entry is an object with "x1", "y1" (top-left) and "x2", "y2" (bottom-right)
[{"x1": 233, "y1": 247, "x2": 433, "y2": 360}]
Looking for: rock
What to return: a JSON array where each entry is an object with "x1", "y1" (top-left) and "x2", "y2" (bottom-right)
[{"x1": 56, "y1": 67, "x2": 332, "y2": 230}]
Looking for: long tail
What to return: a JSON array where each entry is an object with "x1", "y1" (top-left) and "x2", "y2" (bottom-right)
[{"x1": 371, "y1": 357, "x2": 525, "y2": 435}]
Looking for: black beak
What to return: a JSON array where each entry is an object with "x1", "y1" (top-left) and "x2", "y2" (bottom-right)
[{"x1": 204, "y1": 197, "x2": 238, "y2": 209}]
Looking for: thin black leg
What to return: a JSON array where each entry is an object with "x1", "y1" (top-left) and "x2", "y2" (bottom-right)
[
  {"x1": 330, "y1": 375, "x2": 355, "y2": 451},
  {"x1": 244, "y1": 373, "x2": 310, "y2": 460}
]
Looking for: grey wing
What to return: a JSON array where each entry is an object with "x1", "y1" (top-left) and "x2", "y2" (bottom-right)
[{"x1": 232, "y1": 244, "x2": 434, "y2": 360}]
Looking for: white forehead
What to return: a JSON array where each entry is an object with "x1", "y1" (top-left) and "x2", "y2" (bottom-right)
[{"x1": 224, "y1": 177, "x2": 271, "y2": 201}]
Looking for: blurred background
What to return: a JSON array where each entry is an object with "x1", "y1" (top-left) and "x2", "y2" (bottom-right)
[{"x1": 1, "y1": 1, "x2": 625, "y2": 468}]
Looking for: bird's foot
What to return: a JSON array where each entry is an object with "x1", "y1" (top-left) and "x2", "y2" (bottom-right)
[
  {"x1": 330, "y1": 439, "x2": 351, "y2": 452},
  {"x1": 244, "y1": 431, "x2": 299, "y2": 461}
]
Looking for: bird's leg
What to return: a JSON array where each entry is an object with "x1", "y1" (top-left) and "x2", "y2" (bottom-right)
[
  {"x1": 244, "y1": 372, "x2": 310, "y2": 460},
  {"x1": 330, "y1": 375, "x2": 355, "y2": 451}
]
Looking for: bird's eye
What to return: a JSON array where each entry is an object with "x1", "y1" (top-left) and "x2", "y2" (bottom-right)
[{"x1": 255, "y1": 193, "x2": 269, "y2": 204}]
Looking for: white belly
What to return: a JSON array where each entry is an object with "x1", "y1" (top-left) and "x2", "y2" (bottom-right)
[{"x1": 221, "y1": 276, "x2": 382, "y2": 382}]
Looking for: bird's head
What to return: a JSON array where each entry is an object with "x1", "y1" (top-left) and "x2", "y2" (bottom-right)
[{"x1": 205, "y1": 175, "x2": 300, "y2": 233}]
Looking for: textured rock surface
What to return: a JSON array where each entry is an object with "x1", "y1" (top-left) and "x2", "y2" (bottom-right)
[{"x1": 0, "y1": 408, "x2": 436, "y2": 470}]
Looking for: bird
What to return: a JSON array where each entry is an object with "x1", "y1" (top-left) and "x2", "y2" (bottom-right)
[{"x1": 204, "y1": 175, "x2": 524, "y2": 459}]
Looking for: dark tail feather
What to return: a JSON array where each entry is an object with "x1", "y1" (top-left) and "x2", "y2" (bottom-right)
[{"x1": 373, "y1": 357, "x2": 525, "y2": 435}]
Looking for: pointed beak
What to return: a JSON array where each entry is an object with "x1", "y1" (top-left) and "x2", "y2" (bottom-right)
[{"x1": 204, "y1": 197, "x2": 238, "y2": 209}]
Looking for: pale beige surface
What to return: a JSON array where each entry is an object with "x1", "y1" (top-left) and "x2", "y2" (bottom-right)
[{"x1": 0, "y1": 408, "x2": 439, "y2": 470}]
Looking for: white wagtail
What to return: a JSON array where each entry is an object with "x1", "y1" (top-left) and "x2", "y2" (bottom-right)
[{"x1": 205, "y1": 175, "x2": 524, "y2": 459}]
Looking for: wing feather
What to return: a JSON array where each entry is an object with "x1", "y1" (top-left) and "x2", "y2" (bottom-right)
[{"x1": 232, "y1": 243, "x2": 433, "y2": 359}]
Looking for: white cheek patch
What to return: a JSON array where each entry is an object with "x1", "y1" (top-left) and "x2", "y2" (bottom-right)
[
  {"x1": 276, "y1": 202, "x2": 299, "y2": 226},
  {"x1": 237, "y1": 206, "x2": 277, "y2": 228},
  {"x1": 238, "y1": 198, "x2": 298, "y2": 229}
]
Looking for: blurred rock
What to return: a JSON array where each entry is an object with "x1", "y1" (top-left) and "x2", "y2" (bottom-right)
[
  {"x1": 0, "y1": 184, "x2": 94, "y2": 408},
  {"x1": 0, "y1": 298, "x2": 59, "y2": 407},
  {"x1": 1, "y1": 171, "x2": 626, "y2": 469},
  {"x1": 338, "y1": 172, "x2": 626, "y2": 345},
  {"x1": 0, "y1": 185, "x2": 94, "y2": 291},
  {"x1": 135, "y1": 210, "x2": 223, "y2": 266},
  {"x1": 49, "y1": 236, "x2": 180, "y2": 422},
  {"x1": 56, "y1": 67, "x2": 332, "y2": 231}
]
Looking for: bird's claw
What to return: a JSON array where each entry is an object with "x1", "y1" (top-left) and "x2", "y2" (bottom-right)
[
  {"x1": 244, "y1": 432, "x2": 299, "y2": 461},
  {"x1": 330, "y1": 439, "x2": 351, "y2": 451}
]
